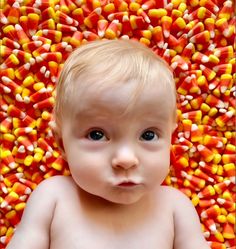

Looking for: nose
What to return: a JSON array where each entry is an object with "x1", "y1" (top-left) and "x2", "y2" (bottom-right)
[{"x1": 111, "y1": 146, "x2": 139, "y2": 170}]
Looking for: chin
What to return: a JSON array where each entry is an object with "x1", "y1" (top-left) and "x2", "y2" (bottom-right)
[{"x1": 103, "y1": 192, "x2": 144, "y2": 206}]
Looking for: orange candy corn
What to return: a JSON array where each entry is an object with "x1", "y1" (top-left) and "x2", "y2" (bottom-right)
[
  {"x1": 55, "y1": 10, "x2": 78, "y2": 26},
  {"x1": 5, "y1": 210, "x2": 20, "y2": 226},
  {"x1": 218, "y1": 0, "x2": 234, "y2": 20},
  {"x1": 222, "y1": 154, "x2": 236, "y2": 164},
  {"x1": 141, "y1": 0, "x2": 156, "y2": 10},
  {"x1": 198, "y1": 185, "x2": 216, "y2": 198},
  {"x1": 97, "y1": 19, "x2": 108, "y2": 37},
  {"x1": 215, "y1": 110, "x2": 235, "y2": 127},
  {"x1": 11, "y1": 182, "x2": 31, "y2": 195},
  {"x1": 201, "y1": 204, "x2": 221, "y2": 219},
  {"x1": 190, "y1": 30, "x2": 210, "y2": 44},
  {"x1": 27, "y1": 13, "x2": 40, "y2": 36},
  {"x1": 0, "y1": 1, "x2": 235, "y2": 248},
  {"x1": 197, "y1": 144, "x2": 215, "y2": 162},
  {"x1": 208, "y1": 241, "x2": 226, "y2": 249},
  {"x1": 1, "y1": 191, "x2": 19, "y2": 209},
  {"x1": 69, "y1": 31, "x2": 83, "y2": 47},
  {"x1": 0, "y1": 117, "x2": 13, "y2": 133},
  {"x1": 105, "y1": 19, "x2": 121, "y2": 39},
  {"x1": 84, "y1": 7, "x2": 102, "y2": 28},
  {"x1": 199, "y1": 0, "x2": 219, "y2": 14},
  {"x1": 17, "y1": 136, "x2": 34, "y2": 152},
  {"x1": 194, "y1": 168, "x2": 214, "y2": 183},
  {"x1": 7, "y1": 2, "x2": 20, "y2": 24},
  {"x1": 214, "y1": 180, "x2": 231, "y2": 195},
  {"x1": 222, "y1": 223, "x2": 235, "y2": 239},
  {"x1": 152, "y1": 26, "x2": 164, "y2": 48},
  {"x1": 214, "y1": 46, "x2": 234, "y2": 59},
  {"x1": 161, "y1": 15, "x2": 172, "y2": 38},
  {"x1": 190, "y1": 123, "x2": 203, "y2": 142},
  {"x1": 200, "y1": 64, "x2": 216, "y2": 81},
  {"x1": 199, "y1": 199, "x2": 216, "y2": 208},
  {"x1": 217, "y1": 198, "x2": 235, "y2": 212},
  {"x1": 181, "y1": 171, "x2": 206, "y2": 189}
]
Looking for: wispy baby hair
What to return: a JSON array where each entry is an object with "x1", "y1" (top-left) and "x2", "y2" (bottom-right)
[{"x1": 54, "y1": 39, "x2": 176, "y2": 129}]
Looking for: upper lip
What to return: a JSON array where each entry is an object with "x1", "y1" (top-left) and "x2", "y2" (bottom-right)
[{"x1": 116, "y1": 179, "x2": 141, "y2": 186}]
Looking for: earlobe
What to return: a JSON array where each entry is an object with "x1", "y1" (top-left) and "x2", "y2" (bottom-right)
[
  {"x1": 56, "y1": 137, "x2": 67, "y2": 160},
  {"x1": 171, "y1": 123, "x2": 178, "y2": 134},
  {"x1": 50, "y1": 121, "x2": 67, "y2": 160}
]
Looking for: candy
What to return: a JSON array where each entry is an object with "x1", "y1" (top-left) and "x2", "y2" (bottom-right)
[
  {"x1": 198, "y1": 185, "x2": 216, "y2": 198},
  {"x1": 161, "y1": 15, "x2": 172, "y2": 38},
  {"x1": 194, "y1": 168, "x2": 214, "y2": 183},
  {"x1": 0, "y1": 1, "x2": 235, "y2": 248},
  {"x1": 222, "y1": 223, "x2": 235, "y2": 239},
  {"x1": 217, "y1": 198, "x2": 235, "y2": 212},
  {"x1": 226, "y1": 213, "x2": 235, "y2": 225},
  {"x1": 218, "y1": 1, "x2": 234, "y2": 20},
  {"x1": 201, "y1": 205, "x2": 221, "y2": 219},
  {"x1": 7, "y1": 2, "x2": 20, "y2": 24},
  {"x1": 199, "y1": 199, "x2": 216, "y2": 208},
  {"x1": 148, "y1": 8, "x2": 167, "y2": 20},
  {"x1": 152, "y1": 26, "x2": 164, "y2": 48},
  {"x1": 5, "y1": 210, "x2": 20, "y2": 226},
  {"x1": 214, "y1": 180, "x2": 231, "y2": 195},
  {"x1": 84, "y1": 7, "x2": 102, "y2": 28},
  {"x1": 208, "y1": 241, "x2": 226, "y2": 249},
  {"x1": 181, "y1": 171, "x2": 206, "y2": 189},
  {"x1": 204, "y1": 219, "x2": 224, "y2": 242},
  {"x1": 199, "y1": 0, "x2": 219, "y2": 14},
  {"x1": 1, "y1": 191, "x2": 19, "y2": 209},
  {"x1": 105, "y1": 19, "x2": 121, "y2": 39}
]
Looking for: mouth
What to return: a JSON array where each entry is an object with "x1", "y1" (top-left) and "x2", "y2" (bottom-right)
[
  {"x1": 116, "y1": 180, "x2": 142, "y2": 188},
  {"x1": 118, "y1": 182, "x2": 138, "y2": 187}
]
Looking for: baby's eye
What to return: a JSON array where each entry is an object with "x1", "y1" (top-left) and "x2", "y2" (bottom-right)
[
  {"x1": 140, "y1": 130, "x2": 159, "y2": 141},
  {"x1": 87, "y1": 130, "x2": 107, "y2": 141}
]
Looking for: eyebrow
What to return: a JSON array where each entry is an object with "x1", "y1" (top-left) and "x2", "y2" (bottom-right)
[
  {"x1": 72, "y1": 92, "x2": 174, "y2": 123},
  {"x1": 74, "y1": 106, "x2": 172, "y2": 126},
  {"x1": 74, "y1": 104, "x2": 118, "y2": 118}
]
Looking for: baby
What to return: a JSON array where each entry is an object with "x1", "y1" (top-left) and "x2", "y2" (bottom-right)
[{"x1": 7, "y1": 40, "x2": 210, "y2": 249}]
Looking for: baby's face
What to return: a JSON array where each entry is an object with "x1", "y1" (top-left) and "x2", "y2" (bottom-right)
[{"x1": 61, "y1": 79, "x2": 175, "y2": 205}]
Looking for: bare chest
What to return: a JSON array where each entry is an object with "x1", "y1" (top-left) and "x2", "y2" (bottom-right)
[{"x1": 50, "y1": 202, "x2": 174, "y2": 249}]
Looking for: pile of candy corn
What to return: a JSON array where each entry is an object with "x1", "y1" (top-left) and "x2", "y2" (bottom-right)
[{"x1": 0, "y1": 0, "x2": 235, "y2": 248}]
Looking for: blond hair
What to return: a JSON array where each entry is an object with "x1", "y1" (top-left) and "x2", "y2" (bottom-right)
[{"x1": 54, "y1": 39, "x2": 176, "y2": 130}]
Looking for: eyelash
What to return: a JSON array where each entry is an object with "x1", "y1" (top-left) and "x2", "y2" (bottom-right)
[
  {"x1": 140, "y1": 129, "x2": 159, "y2": 141},
  {"x1": 86, "y1": 129, "x2": 107, "y2": 141},
  {"x1": 86, "y1": 128, "x2": 160, "y2": 142}
]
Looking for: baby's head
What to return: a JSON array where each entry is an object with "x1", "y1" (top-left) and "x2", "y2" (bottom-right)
[
  {"x1": 53, "y1": 39, "x2": 177, "y2": 205},
  {"x1": 54, "y1": 39, "x2": 176, "y2": 132}
]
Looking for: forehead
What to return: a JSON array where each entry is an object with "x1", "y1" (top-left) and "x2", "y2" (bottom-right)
[{"x1": 71, "y1": 79, "x2": 175, "y2": 122}]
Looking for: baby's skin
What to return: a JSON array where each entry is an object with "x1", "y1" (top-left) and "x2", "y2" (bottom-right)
[
  {"x1": 7, "y1": 77, "x2": 209, "y2": 249},
  {"x1": 7, "y1": 176, "x2": 210, "y2": 249}
]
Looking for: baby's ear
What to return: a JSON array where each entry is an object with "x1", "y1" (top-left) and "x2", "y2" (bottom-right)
[
  {"x1": 49, "y1": 120, "x2": 67, "y2": 160},
  {"x1": 172, "y1": 123, "x2": 178, "y2": 133}
]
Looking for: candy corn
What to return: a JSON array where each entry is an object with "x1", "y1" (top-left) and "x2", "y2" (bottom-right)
[{"x1": 0, "y1": 1, "x2": 235, "y2": 248}]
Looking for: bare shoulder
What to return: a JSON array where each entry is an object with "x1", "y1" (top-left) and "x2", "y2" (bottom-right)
[
  {"x1": 35, "y1": 175, "x2": 77, "y2": 196},
  {"x1": 22, "y1": 175, "x2": 77, "y2": 215},
  {"x1": 158, "y1": 187, "x2": 210, "y2": 249},
  {"x1": 22, "y1": 175, "x2": 78, "y2": 216},
  {"x1": 37, "y1": 175, "x2": 76, "y2": 188},
  {"x1": 158, "y1": 186, "x2": 191, "y2": 204},
  {"x1": 158, "y1": 186, "x2": 199, "y2": 222},
  {"x1": 6, "y1": 176, "x2": 76, "y2": 249}
]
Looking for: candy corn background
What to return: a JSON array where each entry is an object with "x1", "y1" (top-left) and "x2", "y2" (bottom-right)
[{"x1": 0, "y1": 0, "x2": 235, "y2": 248}]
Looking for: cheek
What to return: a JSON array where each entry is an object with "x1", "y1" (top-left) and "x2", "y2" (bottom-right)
[
  {"x1": 68, "y1": 160, "x2": 101, "y2": 193},
  {"x1": 145, "y1": 150, "x2": 170, "y2": 184},
  {"x1": 66, "y1": 150, "x2": 107, "y2": 182}
]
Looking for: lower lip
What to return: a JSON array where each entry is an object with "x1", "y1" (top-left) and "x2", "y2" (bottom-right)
[{"x1": 117, "y1": 182, "x2": 139, "y2": 187}]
